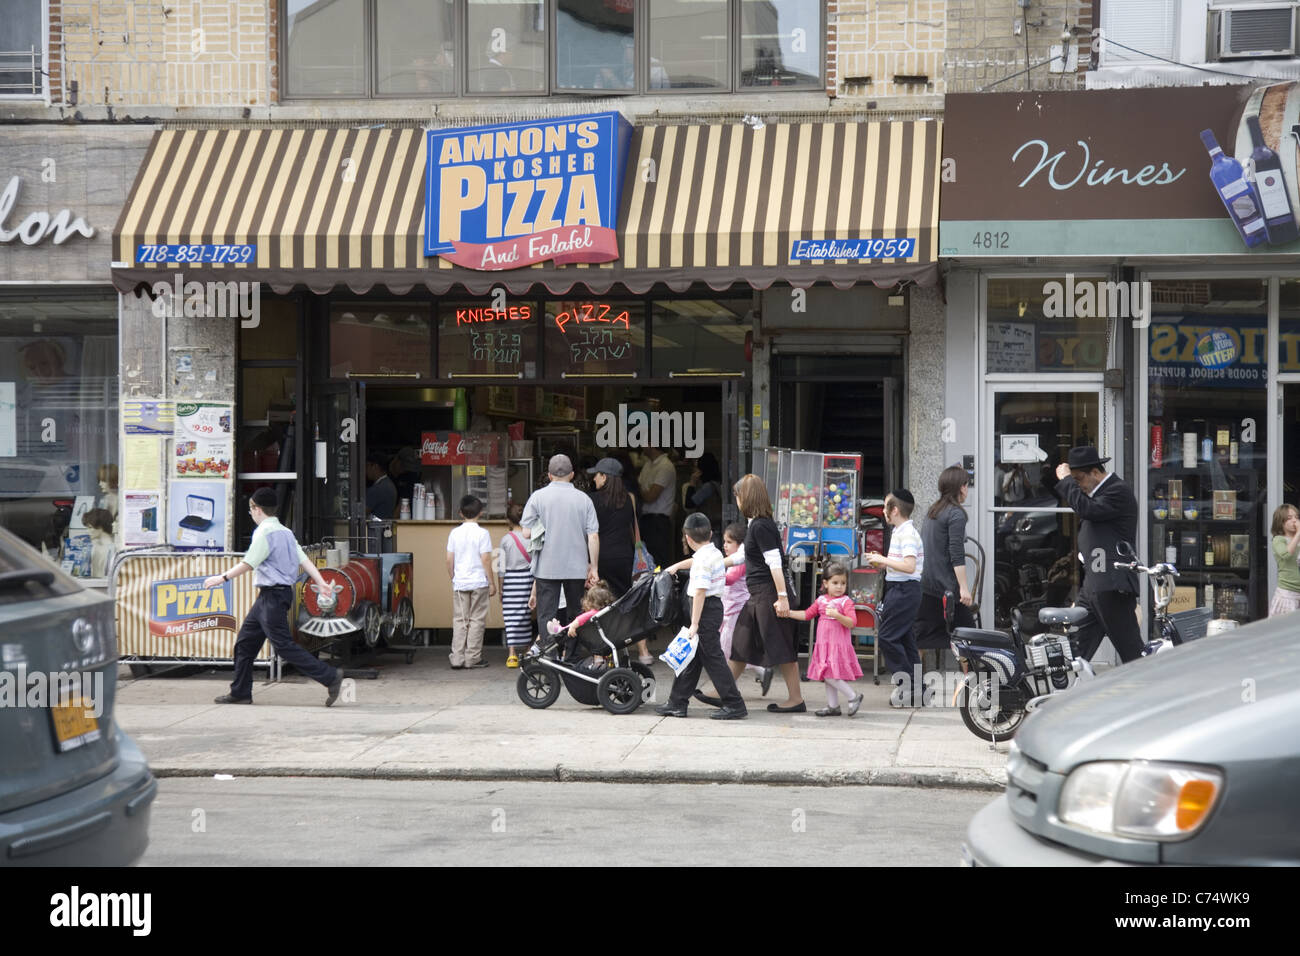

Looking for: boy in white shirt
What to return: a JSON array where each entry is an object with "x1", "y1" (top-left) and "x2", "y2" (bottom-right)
[
  {"x1": 655, "y1": 513, "x2": 747, "y2": 720},
  {"x1": 446, "y1": 495, "x2": 495, "y2": 669},
  {"x1": 865, "y1": 489, "x2": 926, "y2": 705}
]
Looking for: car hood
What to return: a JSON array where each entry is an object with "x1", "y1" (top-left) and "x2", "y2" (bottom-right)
[{"x1": 1018, "y1": 618, "x2": 1300, "y2": 772}]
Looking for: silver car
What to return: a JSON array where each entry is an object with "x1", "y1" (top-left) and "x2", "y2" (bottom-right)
[
  {"x1": 0, "y1": 527, "x2": 156, "y2": 865},
  {"x1": 964, "y1": 611, "x2": 1299, "y2": 865}
]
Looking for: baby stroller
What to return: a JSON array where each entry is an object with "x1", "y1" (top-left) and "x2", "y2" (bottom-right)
[{"x1": 516, "y1": 570, "x2": 683, "y2": 714}]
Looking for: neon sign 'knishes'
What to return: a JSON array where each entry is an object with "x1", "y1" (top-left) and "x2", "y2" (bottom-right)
[{"x1": 455, "y1": 305, "x2": 532, "y2": 325}]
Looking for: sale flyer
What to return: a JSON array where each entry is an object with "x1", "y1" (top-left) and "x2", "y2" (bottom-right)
[{"x1": 173, "y1": 402, "x2": 233, "y2": 480}]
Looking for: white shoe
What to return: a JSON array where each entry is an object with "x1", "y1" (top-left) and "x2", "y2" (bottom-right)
[{"x1": 638, "y1": 655, "x2": 655, "y2": 667}]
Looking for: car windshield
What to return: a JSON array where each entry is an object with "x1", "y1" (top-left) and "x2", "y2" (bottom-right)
[{"x1": 0, "y1": 527, "x2": 81, "y2": 603}]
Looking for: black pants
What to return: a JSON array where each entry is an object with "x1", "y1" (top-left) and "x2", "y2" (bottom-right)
[
  {"x1": 667, "y1": 596, "x2": 744, "y2": 710},
  {"x1": 640, "y1": 513, "x2": 673, "y2": 569},
  {"x1": 231, "y1": 586, "x2": 336, "y2": 698},
  {"x1": 534, "y1": 578, "x2": 586, "y2": 631},
  {"x1": 1074, "y1": 589, "x2": 1143, "y2": 663},
  {"x1": 877, "y1": 580, "x2": 922, "y2": 678}
]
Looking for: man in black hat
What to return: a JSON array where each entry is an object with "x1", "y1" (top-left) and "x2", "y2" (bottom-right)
[{"x1": 1054, "y1": 446, "x2": 1142, "y2": 662}]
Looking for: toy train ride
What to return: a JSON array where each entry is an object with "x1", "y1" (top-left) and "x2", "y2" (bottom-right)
[{"x1": 298, "y1": 552, "x2": 415, "y2": 653}]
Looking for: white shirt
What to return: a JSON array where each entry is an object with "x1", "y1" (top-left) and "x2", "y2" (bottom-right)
[
  {"x1": 447, "y1": 522, "x2": 492, "y2": 591},
  {"x1": 1088, "y1": 471, "x2": 1114, "y2": 498},
  {"x1": 639, "y1": 454, "x2": 676, "y2": 516},
  {"x1": 886, "y1": 519, "x2": 924, "y2": 582},
  {"x1": 687, "y1": 542, "x2": 726, "y2": 598}
]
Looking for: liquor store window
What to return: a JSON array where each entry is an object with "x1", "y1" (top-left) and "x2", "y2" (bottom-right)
[
  {"x1": 1146, "y1": 278, "x2": 1269, "y2": 625},
  {"x1": 985, "y1": 277, "x2": 1110, "y2": 375},
  {"x1": 281, "y1": 0, "x2": 822, "y2": 98}
]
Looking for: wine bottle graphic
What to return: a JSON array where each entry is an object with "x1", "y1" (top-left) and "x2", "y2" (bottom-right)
[
  {"x1": 1201, "y1": 129, "x2": 1266, "y2": 248},
  {"x1": 1245, "y1": 115, "x2": 1299, "y2": 245}
]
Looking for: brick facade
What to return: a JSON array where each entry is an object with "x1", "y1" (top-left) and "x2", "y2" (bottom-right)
[
  {"x1": 945, "y1": 0, "x2": 1093, "y2": 93},
  {"x1": 833, "y1": 0, "x2": 948, "y2": 99},
  {"x1": 53, "y1": 1, "x2": 270, "y2": 108}
]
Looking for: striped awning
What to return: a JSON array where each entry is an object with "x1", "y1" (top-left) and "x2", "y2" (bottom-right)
[{"x1": 112, "y1": 119, "x2": 940, "y2": 296}]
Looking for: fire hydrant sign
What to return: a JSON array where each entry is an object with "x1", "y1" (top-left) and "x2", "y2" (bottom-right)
[
  {"x1": 425, "y1": 112, "x2": 633, "y2": 270},
  {"x1": 173, "y1": 402, "x2": 233, "y2": 480}
]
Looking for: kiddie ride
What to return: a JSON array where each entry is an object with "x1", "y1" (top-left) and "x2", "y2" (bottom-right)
[{"x1": 297, "y1": 552, "x2": 418, "y2": 663}]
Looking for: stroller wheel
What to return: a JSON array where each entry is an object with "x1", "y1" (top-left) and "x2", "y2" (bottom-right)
[
  {"x1": 596, "y1": 667, "x2": 643, "y2": 715},
  {"x1": 516, "y1": 664, "x2": 561, "y2": 709},
  {"x1": 630, "y1": 660, "x2": 657, "y2": 705}
]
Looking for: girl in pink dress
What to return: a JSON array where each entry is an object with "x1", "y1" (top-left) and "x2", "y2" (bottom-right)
[{"x1": 785, "y1": 563, "x2": 864, "y2": 717}]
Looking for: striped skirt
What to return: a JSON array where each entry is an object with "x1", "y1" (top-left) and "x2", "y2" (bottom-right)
[
  {"x1": 501, "y1": 567, "x2": 535, "y2": 646},
  {"x1": 1269, "y1": 587, "x2": 1300, "y2": 618}
]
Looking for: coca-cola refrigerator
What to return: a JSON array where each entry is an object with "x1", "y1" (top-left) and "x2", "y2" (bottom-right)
[{"x1": 420, "y1": 431, "x2": 506, "y2": 518}]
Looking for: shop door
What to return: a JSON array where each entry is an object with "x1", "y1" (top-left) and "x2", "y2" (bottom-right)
[
  {"x1": 982, "y1": 384, "x2": 1107, "y2": 631},
  {"x1": 309, "y1": 383, "x2": 364, "y2": 548}
]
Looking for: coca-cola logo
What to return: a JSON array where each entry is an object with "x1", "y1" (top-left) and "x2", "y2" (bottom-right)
[{"x1": 422, "y1": 439, "x2": 450, "y2": 457}]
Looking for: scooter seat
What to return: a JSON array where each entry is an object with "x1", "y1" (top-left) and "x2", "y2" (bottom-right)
[
  {"x1": 952, "y1": 627, "x2": 1016, "y2": 650},
  {"x1": 1039, "y1": 606, "x2": 1090, "y2": 626}
]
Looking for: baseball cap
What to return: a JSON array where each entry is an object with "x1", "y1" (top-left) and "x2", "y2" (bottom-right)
[
  {"x1": 547, "y1": 454, "x2": 574, "y2": 477},
  {"x1": 587, "y1": 457, "x2": 623, "y2": 477}
]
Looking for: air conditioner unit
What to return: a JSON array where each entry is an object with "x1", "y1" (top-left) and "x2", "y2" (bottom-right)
[{"x1": 1218, "y1": 3, "x2": 1298, "y2": 58}]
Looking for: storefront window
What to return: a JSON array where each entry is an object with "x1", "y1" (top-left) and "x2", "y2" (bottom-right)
[
  {"x1": 286, "y1": 0, "x2": 366, "y2": 96},
  {"x1": 329, "y1": 303, "x2": 432, "y2": 378},
  {"x1": 986, "y1": 277, "x2": 1109, "y2": 373},
  {"x1": 1281, "y1": 279, "x2": 1300, "y2": 373},
  {"x1": 439, "y1": 301, "x2": 537, "y2": 377},
  {"x1": 0, "y1": 294, "x2": 119, "y2": 561},
  {"x1": 377, "y1": 0, "x2": 457, "y2": 94},
  {"x1": 739, "y1": 0, "x2": 822, "y2": 89},
  {"x1": 649, "y1": 0, "x2": 727, "y2": 90},
  {"x1": 467, "y1": 0, "x2": 547, "y2": 94},
  {"x1": 651, "y1": 300, "x2": 748, "y2": 375},
  {"x1": 543, "y1": 300, "x2": 643, "y2": 376},
  {"x1": 556, "y1": 0, "x2": 635, "y2": 91},
  {"x1": 1147, "y1": 279, "x2": 1269, "y2": 624}
]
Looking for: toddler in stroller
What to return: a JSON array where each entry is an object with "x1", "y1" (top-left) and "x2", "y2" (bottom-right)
[{"x1": 516, "y1": 571, "x2": 683, "y2": 714}]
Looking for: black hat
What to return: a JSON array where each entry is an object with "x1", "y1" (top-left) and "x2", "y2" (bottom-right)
[
  {"x1": 251, "y1": 487, "x2": 278, "y2": 510},
  {"x1": 1066, "y1": 446, "x2": 1111, "y2": 470},
  {"x1": 889, "y1": 488, "x2": 915, "y2": 507}
]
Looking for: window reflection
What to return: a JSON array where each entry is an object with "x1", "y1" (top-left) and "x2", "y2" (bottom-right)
[
  {"x1": 467, "y1": 0, "x2": 547, "y2": 94},
  {"x1": 376, "y1": 0, "x2": 456, "y2": 94},
  {"x1": 286, "y1": 0, "x2": 366, "y2": 96},
  {"x1": 556, "y1": 0, "x2": 634, "y2": 91},
  {"x1": 740, "y1": 0, "x2": 821, "y2": 88}
]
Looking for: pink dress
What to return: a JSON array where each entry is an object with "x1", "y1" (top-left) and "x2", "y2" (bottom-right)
[
  {"x1": 804, "y1": 595, "x2": 862, "y2": 682},
  {"x1": 720, "y1": 565, "x2": 749, "y2": 658}
]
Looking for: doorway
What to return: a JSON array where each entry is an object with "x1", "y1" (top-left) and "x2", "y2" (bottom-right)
[{"x1": 982, "y1": 384, "x2": 1107, "y2": 631}]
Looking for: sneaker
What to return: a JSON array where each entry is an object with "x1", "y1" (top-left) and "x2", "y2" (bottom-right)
[
  {"x1": 466, "y1": 659, "x2": 490, "y2": 669},
  {"x1": 638, "y1": 654, "x2": 655, "y2": 667},
  {"x1": 506, "y1": 653, "x2": 520, "y2": 668},
  {"x1": 846, "y1": 693, "x2": 865, "y2": 717}
]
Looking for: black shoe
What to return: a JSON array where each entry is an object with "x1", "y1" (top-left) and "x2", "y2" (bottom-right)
[
  {"x1": 325, "y1": 668, "x2": 344, "y2": 707},
  {"x1": 692, "y1": 690, "x2": 723, "y2": 708},
  {"x1": 654, "y1": 702, "x2": 688, "y2": 717},
  {"x1": 214, "y1": 694, "x2": 252, "y2": 705},
  {"x1": 466, "y1": 659, "x2": 490, "y2": 669},
  {"x1": 759, "y1": 667, "x2": 774, "y2": 696},
  {"x1": 710, "y1": 706, "x2": 748, "y2": 720},
  {"x1": 766, "y1": 701, "x2": 807, "y2": 713}
]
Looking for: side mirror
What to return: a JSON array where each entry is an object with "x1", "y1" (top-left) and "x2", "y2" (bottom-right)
[{"x1": 1116, "y1": 540, "x2": 1136, "y2": 559}]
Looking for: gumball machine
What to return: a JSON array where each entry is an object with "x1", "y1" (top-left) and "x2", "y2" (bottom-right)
[
  {"x1": 761, "y1": 447, "x2": 790, "y2": 526},
  {"x1": 820, "y1": 453, "x2": 862, "y2": 558},
  {"x1": 785, "y1": 450, "x2": 823, "y2": 557}
]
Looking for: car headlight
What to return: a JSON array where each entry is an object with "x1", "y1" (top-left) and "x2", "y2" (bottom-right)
[{"x1": 1058, "y1": 761, "x2": 1223, "y2": 841}]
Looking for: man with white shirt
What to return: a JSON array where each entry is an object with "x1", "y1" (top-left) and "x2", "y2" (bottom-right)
[
  {"x1": 638, "y1": 447, "x2": 676, "y2": 568},
  {"x1": 1053, "y1": 445, "x2": 1142, "y2": 662}
]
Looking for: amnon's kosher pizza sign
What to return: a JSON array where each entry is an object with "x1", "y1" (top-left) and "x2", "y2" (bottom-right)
[
  {"x1": 149, "y1": 576, "x2": 236, "y2": 637},
  {"x1": 425, "y1": 112, "x2": 633, "y2": 270}
]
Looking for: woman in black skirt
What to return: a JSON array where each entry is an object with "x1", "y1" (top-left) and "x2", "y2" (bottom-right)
[{"x1": 726, "y1": 474, "x2": 805, "y2": 713}]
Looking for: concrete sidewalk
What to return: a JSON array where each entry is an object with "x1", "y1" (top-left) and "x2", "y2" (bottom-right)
[{"x1": 115, "y1": 647, "x2": 1012, "y2": 791}]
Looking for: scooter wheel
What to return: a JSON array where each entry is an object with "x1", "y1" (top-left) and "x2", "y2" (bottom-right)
[{"x1": 957, "y1": 674, "x2": 1027, "y2": 743}]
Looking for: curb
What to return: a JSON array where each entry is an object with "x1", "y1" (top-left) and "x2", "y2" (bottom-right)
[{"x1": 150, "y1": 765, "x2": 1007, "y2": 792}]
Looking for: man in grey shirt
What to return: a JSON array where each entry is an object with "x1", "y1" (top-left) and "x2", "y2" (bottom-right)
[{"x1": 521, "y1": 455, "x2": 600, "y2": 629}]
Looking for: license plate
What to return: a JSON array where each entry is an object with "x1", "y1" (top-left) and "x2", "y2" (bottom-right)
[{"x1": 50, "y1": 695, "x2": 102, "y2": 752}]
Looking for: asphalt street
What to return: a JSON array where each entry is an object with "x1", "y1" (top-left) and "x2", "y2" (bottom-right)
[{"x1": 140, "y1": 777, "x2": 990, "y2": 866}]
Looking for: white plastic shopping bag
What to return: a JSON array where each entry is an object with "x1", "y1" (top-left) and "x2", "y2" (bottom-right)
[{"x1": 659, "y1": 626, "x2": 698, "y2": 677}]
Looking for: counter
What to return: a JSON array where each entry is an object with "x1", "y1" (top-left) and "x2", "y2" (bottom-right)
[{"x1": 393, "y1": 519, "x2": 511, "y2": 629}]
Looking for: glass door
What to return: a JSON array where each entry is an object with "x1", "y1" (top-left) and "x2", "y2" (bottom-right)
[
  {"x1": 983, "y1": 384, "x2": 1105, "y2": 631},
  {"x1": 308, "y1": 384, "x2": 363, "y2": 548}
]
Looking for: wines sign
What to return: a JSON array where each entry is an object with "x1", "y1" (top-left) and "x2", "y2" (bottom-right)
[{"x1": 425, "y1": 112, "x2": 633, "y2": 270}]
